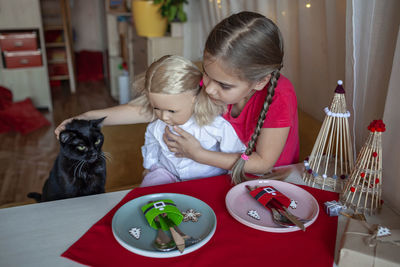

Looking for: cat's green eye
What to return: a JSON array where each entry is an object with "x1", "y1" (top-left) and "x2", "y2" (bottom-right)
[
  {"x1": 77, "y1": 145, "x2": 86, "y2": 151},
  {"x1": 95, "y1": 139, "x2": 101, "y2": 145}
]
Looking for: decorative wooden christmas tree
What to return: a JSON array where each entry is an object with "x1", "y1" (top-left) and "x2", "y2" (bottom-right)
[
  {"x1": 302, "y1": 80, "x2": 354, "y2": 192},
  {"x1": 341, "y1": 120, "x2": 385, "y2": 215}
]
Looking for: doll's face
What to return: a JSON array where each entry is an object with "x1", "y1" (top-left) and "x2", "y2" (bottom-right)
[{"x1": 148, "y1": 91, "x2": 196, "y2": 126}]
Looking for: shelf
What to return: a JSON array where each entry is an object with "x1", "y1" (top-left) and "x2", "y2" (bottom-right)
[
  {"x1": 45, "y1": 42, "x2": 65, "y2": 47},
  {"x1": 49, "y1": 75, "x2": 69, "y2": 80},
  {"x1": 107, "y1": 12, "x2": 131, "y2": 16},
  {"x1": 48, "y1": 59, "x2": 67, "y2": 64},
  {"x1": 44, "y1": 25, "x2": 64, "y2": 30}
]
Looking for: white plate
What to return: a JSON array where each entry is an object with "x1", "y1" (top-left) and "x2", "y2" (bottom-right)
[
  {"x1": 112, "y1": 193, "x2": 216, "y2": 258},
  {"x1": 225, "y1": 180, "x2": 319, "y2": 233}
]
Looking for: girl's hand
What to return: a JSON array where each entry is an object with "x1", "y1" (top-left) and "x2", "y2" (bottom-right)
[{"x1": 163, "y1": 126, "x2": 203, "y2": 159}]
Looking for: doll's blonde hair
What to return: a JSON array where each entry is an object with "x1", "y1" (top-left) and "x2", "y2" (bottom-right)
[{"x1": 130, "y1": 55, "x2": 224, "y2": 126}]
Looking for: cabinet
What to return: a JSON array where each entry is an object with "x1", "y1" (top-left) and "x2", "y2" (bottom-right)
[
  {"x1": 0, "y1": 0, "x2": 52, "y2": 110},
  {"x1": 105, "y1": 11, "x2": 183, "y2": 101}
]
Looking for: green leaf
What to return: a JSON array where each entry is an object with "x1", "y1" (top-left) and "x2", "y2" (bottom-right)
[
  {"x1": 168, "y1": 5, "x2": 177, "y2": 22},
  {"x1": 177, "y1": 11, "x2": 187, "y2": 22}
]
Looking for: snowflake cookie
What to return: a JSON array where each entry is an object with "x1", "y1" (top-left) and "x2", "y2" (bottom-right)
[
  {"x1": 247, "y1": 210, "x2": 261, "y2": 220},
  {"x1": 129, "y1": 227, "x2": 141, "y2": 240},
  {"x1": 289, "y1": 200, "x2": 298, "y2": 209},
  {"x1": 377, "y1": 226, "x2": 391, "y2": 237},
  {"x1": 182, "y1": 209, "x2": 202, "y2": 222}
]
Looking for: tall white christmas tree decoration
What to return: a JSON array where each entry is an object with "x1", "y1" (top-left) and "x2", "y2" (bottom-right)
[
  {"x1": 341, "y1": 120, "x2": 385, "y2": 215},
  {"x1": 302, "y1": 80, "x2": 354, "y2": 192}
]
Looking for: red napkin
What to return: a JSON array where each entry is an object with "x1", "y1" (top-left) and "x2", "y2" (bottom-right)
[
  {"x1": 62, "y1": 175, "x2": 338, "y2": 267},
  {"x1": 247, "y1": 185, "x2": 292, "y2": 208}
]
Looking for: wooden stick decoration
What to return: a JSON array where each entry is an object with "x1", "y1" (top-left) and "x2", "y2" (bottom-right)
[
  {"x1": 302, "y1": 80, "x2": 354, "y2": 192},
  {"x1": 341, "y1": 120, "x2": 385, "y2": 215}
]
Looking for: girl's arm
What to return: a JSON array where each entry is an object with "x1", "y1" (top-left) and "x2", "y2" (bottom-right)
[
  {"x1": 54, "y1": 102, "x2": 153, "y2": 138},
  {"x1": 164, "y1": 126, "x2": 289, "y2": 174}
]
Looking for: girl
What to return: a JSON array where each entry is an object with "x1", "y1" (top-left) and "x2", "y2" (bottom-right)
[
  {"x1": 164, "y1": 11, "x2": 298, "y2": 184},
  {"x1": 135, "y1": 55, "x2": 245, "y2": 186},
  {"x1": 55, "y1": 11, "x2": 298, "y2": 184}
]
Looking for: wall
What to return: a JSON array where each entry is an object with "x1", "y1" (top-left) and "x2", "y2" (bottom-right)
[{"x1": 70, "y1": 0, "x2": 107, "y2": 52}]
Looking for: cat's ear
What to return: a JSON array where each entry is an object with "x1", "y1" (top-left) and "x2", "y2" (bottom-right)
[
  {"x1": 60, "y1": 131, "x2": 75, "y2": 144},
  {"x1": 92, "y1": 117, "x2": 106, "y2": 128}
]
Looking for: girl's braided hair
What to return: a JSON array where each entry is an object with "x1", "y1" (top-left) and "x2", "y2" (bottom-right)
[{"x1": 205, "y1": 11, "x2": 284, "y2": 184}]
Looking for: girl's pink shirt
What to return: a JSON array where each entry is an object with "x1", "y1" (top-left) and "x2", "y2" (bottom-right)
[{"x1": 222, "y1": 74, "x2": 299, "y2": 166}]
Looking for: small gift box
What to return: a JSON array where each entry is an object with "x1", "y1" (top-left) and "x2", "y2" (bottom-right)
[
  {"x1": 141, "y1": 199, "x2": 183, "y2": 230},
  {"x1": 324, "y1": 200, "x2": 345, "y2": 216},
  {"x1": 339, "y1": 218, "x2": 400, "y2": 267}
]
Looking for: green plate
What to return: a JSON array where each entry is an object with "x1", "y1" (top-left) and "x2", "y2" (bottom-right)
[{"x1": 112, "y1": 193, "x2": 217, "y2": 258}]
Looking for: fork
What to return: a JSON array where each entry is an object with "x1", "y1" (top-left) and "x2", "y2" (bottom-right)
[{"x1": 172, "y1": 225, "x2": 202, "y2": 245}]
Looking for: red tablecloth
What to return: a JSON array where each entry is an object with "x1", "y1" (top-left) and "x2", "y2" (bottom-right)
[{"x1": 62, "y1": 175, "x2": 338, "y2": 267}]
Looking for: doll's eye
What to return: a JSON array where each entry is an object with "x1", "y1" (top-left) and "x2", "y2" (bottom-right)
[
  {"x1": 168, "y1": 110, "x2": 176, "y2": 113},
  {"x1": 95, "y1": 139, "x2": 101, "y2": 145},
  {"x1": 77, "y1": 145, "x2": 86, "y2": 151}
]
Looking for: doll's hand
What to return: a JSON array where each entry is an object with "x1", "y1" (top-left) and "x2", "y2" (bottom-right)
[
  {"x1": 163, "y1": 126, "x2": 203, "y2": 159},
  {"x1": 54, "y1": 114, "x2": 89, "y2": 139},
  {"x1": 54, "y1": 118, "x2": 74, "y2": 139}
]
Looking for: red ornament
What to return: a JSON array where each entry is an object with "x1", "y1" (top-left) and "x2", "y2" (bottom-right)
[
  {"x1": 360, "y1": 172, "x2": 365, "y2": 178},
  {"x1": 375, "y1": 178, "x2": 380, "y2": 184},
  {"x1": 350, "y1": 187, "x2": 355, "y2": 192},
  {"x1": 368, "y1": 119, "x2": 386, "y2": 132},
  {"x1": 372, "y1": 152, "x2": 378, "y2": 158}
]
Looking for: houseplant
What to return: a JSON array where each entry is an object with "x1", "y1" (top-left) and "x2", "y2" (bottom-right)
[
  {"x1": 153, "y1": 0, "x2": 188, "y2": 23},
  {"x1": 154, "y1": 0, "x2": 188, "y2": 37},
  {"x1": 131, "y1": 0, "x2": 167, "y2": 37},
  {"x1": 132, "y1": 0, "x2": 188, "y2": 37}
]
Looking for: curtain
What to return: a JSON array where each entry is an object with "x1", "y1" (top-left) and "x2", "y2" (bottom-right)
[
  {"x1": 184, "y1": 0, "x2": 400, "y2": 213},
  {"x1": 347, "y1": 0, "x2": 400, "y2": 213},
  {"x1": 184, "y1": 0, "x2": 346, "y2": 122},
  {"x1": 382, "y1": 27, "x2": 400, "y2": 214}
]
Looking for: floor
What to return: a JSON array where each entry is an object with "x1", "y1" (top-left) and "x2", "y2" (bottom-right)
[{"x1": 0, "y1": 80, "x2": 321, "y2": 208}]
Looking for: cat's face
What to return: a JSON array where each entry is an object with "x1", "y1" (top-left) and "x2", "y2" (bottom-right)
[{"x1": 59, "y1": 118, "x2": 105, "y2": 163}]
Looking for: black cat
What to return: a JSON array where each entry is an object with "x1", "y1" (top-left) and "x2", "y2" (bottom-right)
[{"x1": 28, "y1": 118, "x2": 107, "y2": 202}]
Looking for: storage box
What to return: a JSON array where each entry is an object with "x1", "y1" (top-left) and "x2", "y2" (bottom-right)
[
  {"x1": 3, "y1": 50, "x2": 42, "y2": 68},
  {"x1": 339, "y1": 218, "x2": 400, "y2": 267},
  {"x1": 0, "y1": 32, "x2": 38, "y2": 51},
  {"x1": 46, "y1": 48, "x2": 66, "y2": 61},
  {"x1": 48, "y1": 62, "x2": 68, "y2": 76}
]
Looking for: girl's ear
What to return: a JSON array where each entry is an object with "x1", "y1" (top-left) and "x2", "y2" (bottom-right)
[{"x1": 254, "y1": 74, "x2": 272, "y2": 91}]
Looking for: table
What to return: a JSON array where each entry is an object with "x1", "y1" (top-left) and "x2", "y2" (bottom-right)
[{"x1": 0, "y1": 164, "x2": 398, "y2": 266}]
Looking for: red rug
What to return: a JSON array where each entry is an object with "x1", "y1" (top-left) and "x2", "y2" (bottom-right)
[{"x1": 0, "y1": 86, "x2": 50, "y2": 134}]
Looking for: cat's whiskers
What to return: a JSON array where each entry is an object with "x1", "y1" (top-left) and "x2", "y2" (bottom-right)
[
  {"x1": 102, "y1": 151, "x2": 112, "y2": 162},
  {"x1": 78, "y1": 160, "x2": 87, "y2": 179},
  {"x1": 72, "y1": 160, "x2": 85, "y2": 181}
]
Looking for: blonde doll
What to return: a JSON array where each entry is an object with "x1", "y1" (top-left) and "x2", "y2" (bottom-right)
[{"x1": 135, "y1": 55, "x2": 245, "y2": 186}]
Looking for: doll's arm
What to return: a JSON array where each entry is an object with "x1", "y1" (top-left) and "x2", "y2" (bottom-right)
[{"x1": 55, "y1": 101, "x2": 153, "y2": 138}]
